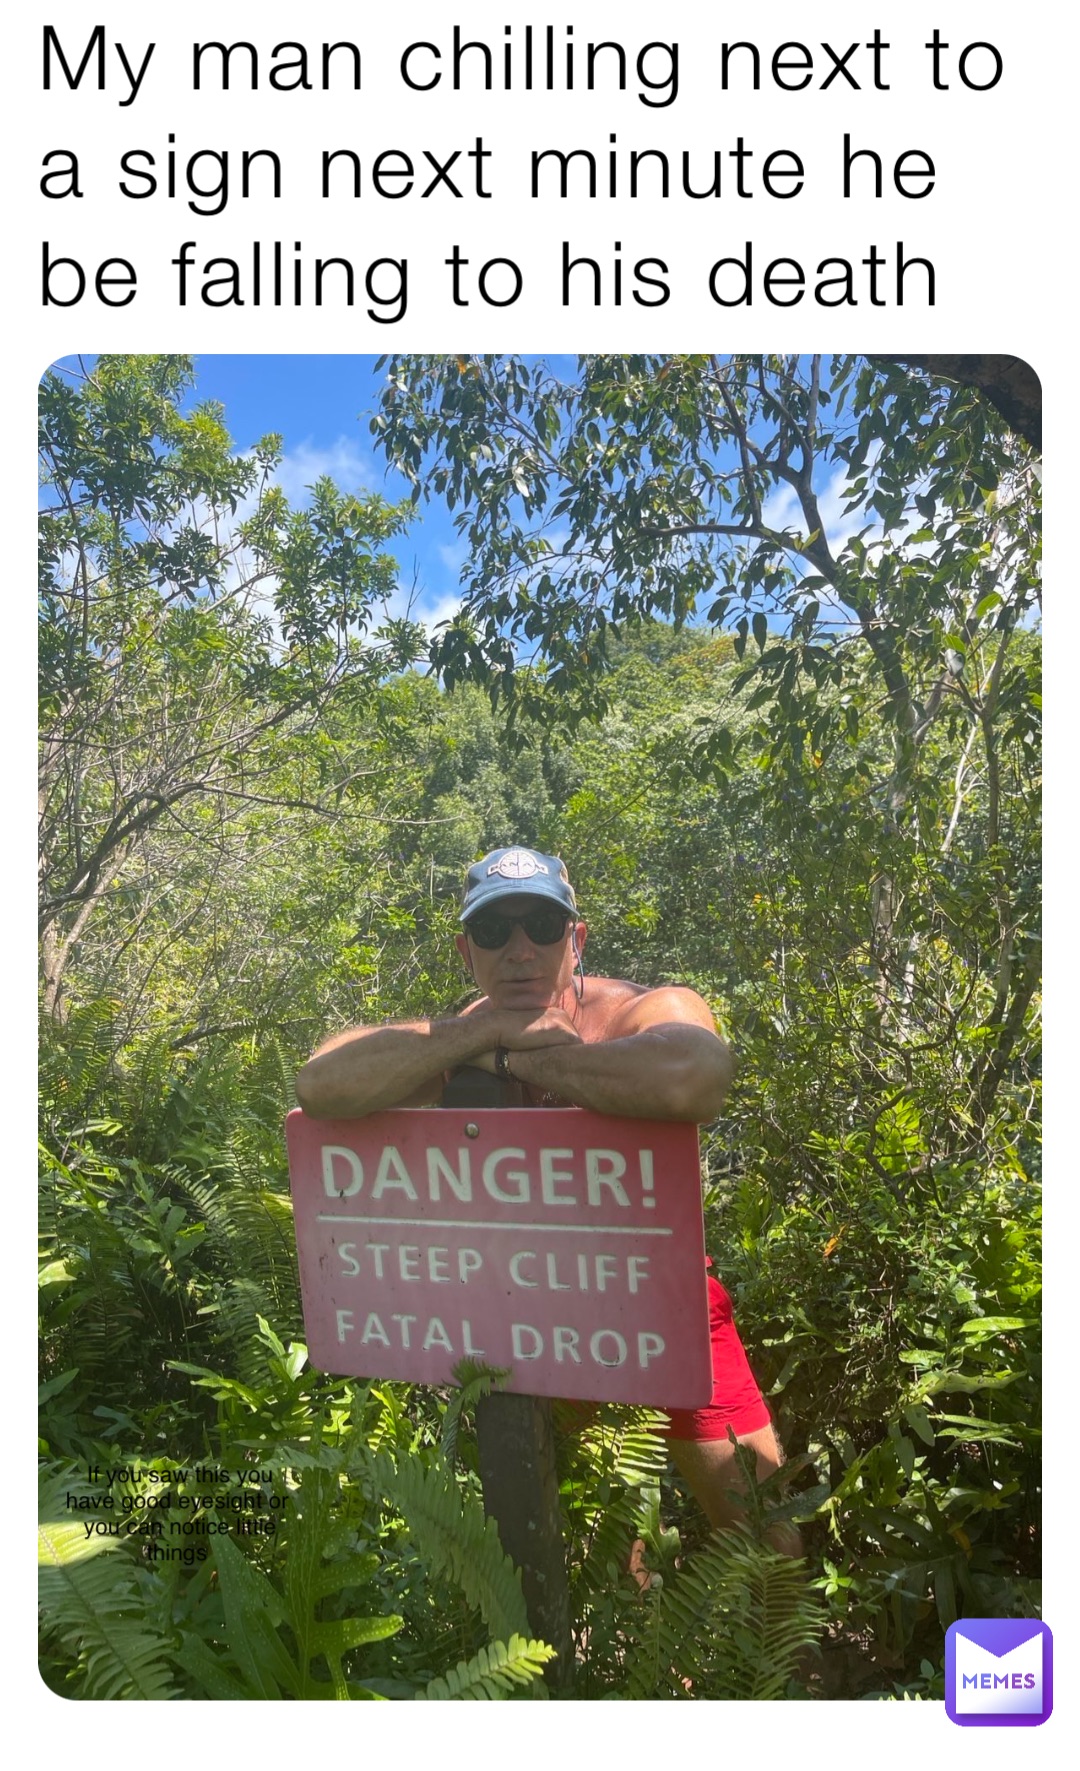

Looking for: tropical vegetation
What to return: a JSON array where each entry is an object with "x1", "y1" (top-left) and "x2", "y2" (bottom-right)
[{"x1": 39, "y1": 353, "x2": 1040, "y2": 1700}]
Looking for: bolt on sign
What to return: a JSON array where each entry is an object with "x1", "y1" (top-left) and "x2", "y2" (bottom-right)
[{"x1": 285, "y1": 1107, "x2": 713, "y2": 1408}]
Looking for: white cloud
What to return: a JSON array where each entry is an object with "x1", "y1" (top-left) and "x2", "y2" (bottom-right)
[
  {"x1": 271, "y1": 436, "x2": 376, "y2": 506},
  {"x1": 437, "y1": 539, "x2": 470, "y2": 575},
  {"x1": 413, "y1": 590, "x2": 464, "y2": 637},
  {"x1": 761, "y1": 460, "x2": 877, "y2": 561}
]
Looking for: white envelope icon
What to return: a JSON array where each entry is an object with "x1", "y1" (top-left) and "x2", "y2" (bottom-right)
[{"x1": 953, "y1": 1627, "x2": 1043, "y2": 1713}]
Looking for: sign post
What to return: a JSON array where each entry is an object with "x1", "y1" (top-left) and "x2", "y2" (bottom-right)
[
  {"x1": 474, "y1": 1388, "x2": 573, "y2": 1689},
  {"x1": 285, "y1": 1101, "x2": 712, "y2": 1686}
]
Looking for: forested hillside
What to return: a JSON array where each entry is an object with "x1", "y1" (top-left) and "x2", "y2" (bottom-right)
[{"x1": 39, "y1": 354, "x2": 1040, "y2": 1700}]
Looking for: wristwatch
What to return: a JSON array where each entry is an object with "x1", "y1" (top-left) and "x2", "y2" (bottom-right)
[{"x1": 494, "y1": 1045, "x2": 515, "y2": 1082}]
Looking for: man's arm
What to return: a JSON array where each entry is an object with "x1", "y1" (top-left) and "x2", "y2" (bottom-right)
[
  {"x1": 294, "y1": 1006, "x2": 582, "y2": 1118},
  {"x1": 503, "y1": 988, "x2": 733, "y2": 1122},
  {"x1": 295, "y1": 1013, "x2": 501, "y2": 1117}
]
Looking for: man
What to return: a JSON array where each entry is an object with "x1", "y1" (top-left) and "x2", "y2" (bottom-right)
[{"x1": 296, "y1": 844, "x2": 789, "y2": 1540}]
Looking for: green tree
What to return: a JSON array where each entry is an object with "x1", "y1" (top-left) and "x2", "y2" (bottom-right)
[
  {"x1": 371, "y1": 354, "x2": 1040, "y2": 1140},
  {"x1": 39, "y1": 354, "x2": 415, "y2": 1023}
]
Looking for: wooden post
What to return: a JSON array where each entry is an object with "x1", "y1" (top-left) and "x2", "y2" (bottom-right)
[
  {"x1": 475, "y1": 1391, "x2": 573, "y2": 1691},
  {"x1": 443, "y1": 1066, "x2": 574, "y2": 1691}
]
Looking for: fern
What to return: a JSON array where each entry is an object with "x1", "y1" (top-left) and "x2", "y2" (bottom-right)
[
  {"x1": 617, "y1": 1527, "x2": 821, "y2": 1700},
  {"x1": 557, "y1": 1406, "x2": 669, "y2": 1596},
  {"x1": 361, "y1": 1449, "x2": 532, "y2": 1648},
  {"x1": 38, "y1": 1468, "x2": 178, "y2": 1701},
  {"x1": 172, "y1": 1163, "x2": 302, "y2": 1378},
  {"x1": 39, "y1": 999, "x2": 124, "y2": 1135},
  {"x1": 175, "y1": 1466, "x2": 404, "y2": 1700},
  {"x1": 418, "y1": 1635, "x2": 556, "y2": 1700},
  {"x1": 441, "y1": 1358, "x2": 511, "y2": 1465},
  {"x1": 282, "y1": 1464, "x2": 404, "y2": 1698},
  {"x1": 39, "y1": 1554, "x2": 180, "y2": 1700}
]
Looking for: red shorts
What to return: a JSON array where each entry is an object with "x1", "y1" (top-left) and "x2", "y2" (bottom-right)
[
  {"x1": 657, "y1": 1275, "x2": 772, "y2": 1443},
  {"x1": 555, "y1": 1275, "x2": 772, "y2": 1445}
]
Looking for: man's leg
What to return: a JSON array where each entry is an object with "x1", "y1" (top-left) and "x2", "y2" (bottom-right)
[
  {"x1": 662, "y1": 1276, "x2": 801, "y2": 1556},
  {"x1": 668, "y1": 1424, "x2": 802, "y2": 1556}
]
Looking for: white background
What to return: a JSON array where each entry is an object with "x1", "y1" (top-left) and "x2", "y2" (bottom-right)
[{"x1": 13, "y1": 0, "x2": 1068, "y2": 1754}]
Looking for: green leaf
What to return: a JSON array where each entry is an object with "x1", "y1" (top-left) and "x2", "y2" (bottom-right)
[
  {"x1": 210, "y1": 1532, "x2": 298, "y2": 1699},
  {"x1": 902, "y1": 1404, "x2": 936, "y2": 1447},
  {"x1": 957, "y1": 1316, "x2": 1033, "y2": 1337},
  {"x1": 38, "y1": 1519, "x2": 120, "y2": 1569},
  {"x1": 417, "y1": 1634, "x2": 556, "y2": 1700},
  {"x1": 38, "y1": 1260, "x2": 77, "y2": 1289}
]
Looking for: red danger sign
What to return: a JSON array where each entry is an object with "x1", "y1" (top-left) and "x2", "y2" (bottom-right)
[{"x1": 285, "y1": 1107, "x2": 712, "y2": 1408}]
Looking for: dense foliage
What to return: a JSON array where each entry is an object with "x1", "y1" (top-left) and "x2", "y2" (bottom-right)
[{"x1": 39, "y1": 355, "x2": 1040, "y2": 1701}]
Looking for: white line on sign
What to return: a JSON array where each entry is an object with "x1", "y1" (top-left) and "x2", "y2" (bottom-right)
[{"x1": 315, "y1": 1216, "x2": 675, "y2": 1235}]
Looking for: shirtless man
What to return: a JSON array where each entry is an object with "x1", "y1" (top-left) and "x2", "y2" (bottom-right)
[{"x1": 296, "y1": 844, "x2": 788, "y2": 1538}]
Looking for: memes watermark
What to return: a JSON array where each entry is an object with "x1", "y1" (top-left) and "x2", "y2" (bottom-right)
[{"x1": 945, "y1": 1621, "x2": 1053, "y2": 1727}]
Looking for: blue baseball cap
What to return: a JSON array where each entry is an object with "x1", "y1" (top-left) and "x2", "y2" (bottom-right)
[{"x1": 460, "y1": 846, "x2": 577, "y2": 921}]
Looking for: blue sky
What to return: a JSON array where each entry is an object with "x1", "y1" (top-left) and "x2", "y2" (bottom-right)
[
  {"x1": 45, "y1": 352, "x2": 883, "y2": 643},
  {"x1": 174, "y1": 354, "x2": 875, "y2": 633},
  {"x1": 46, "y1": 353, "x2": 472, "y2": 633},
  {"x1": 179, "y1": 353, "x2": 469, "y2": 630}
]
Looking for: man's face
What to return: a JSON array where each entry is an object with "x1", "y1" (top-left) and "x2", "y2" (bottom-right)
[{"x1": 455, "y1": 894, "x2": 586, "y2": 1011}]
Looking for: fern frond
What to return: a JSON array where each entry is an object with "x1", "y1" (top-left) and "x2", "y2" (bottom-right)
[
  {"x1": 282, "y1": 1465, "x2": 403, "y2": 1698},
  {"x1": 38, "y1": 1518, "x2": 117, "y2": 1568},
  {"x1": 417, "y1": 1635, "x2": 556, "y2": 1700},
  {"x1": 558, "y1": 1407, "x2": 669, "y2": 1597},
  {"x1": 39, "y1": 1545, "x2": 178, "y2": 1700},
  {"x1": 39, "y1": 998, "x2": 123, "y2": 1128},
  {"x1": 618, "y1": 1528, "x2": 821, "y2": 1701},
  {"x1": 359, "y1": 1381, "x2": 433, "y2": 1457},
  {"x1": 178, "y1": 1468, "x2": 403, "y2": 1701},
  {"x1": 362, "y1": 1449, "x2": 531, "y2": 1645},
  {"x1": 442, "y1": 1358, "x2": 511, "y2": 1464},
  {"x1": 206, "y1": 1531, "x2": 298, "y2": 1698},
  {"x1": 576, "y1": 1506, "x2": 639, "y2": 1595}
]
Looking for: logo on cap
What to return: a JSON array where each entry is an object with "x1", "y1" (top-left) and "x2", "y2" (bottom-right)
[{"x1": 488, "y1": 850, "x2": 549, "y2": 880}]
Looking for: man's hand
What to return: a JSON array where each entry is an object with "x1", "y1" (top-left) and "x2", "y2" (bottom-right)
[
  {"x1": 506, "y1": 989, "x2": 734, "y2": 1122},
  {"x1": 468, "y1": 1007, "x2": 582, "y2": 1074},
  {"x1": 498, "y1": 1007, "x2": 584, "y2": 1051}
]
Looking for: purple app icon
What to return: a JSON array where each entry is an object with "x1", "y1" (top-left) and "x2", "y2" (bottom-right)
[{"x1": 945, "y1": 1619, "x2": 1052, "y2": 1726}]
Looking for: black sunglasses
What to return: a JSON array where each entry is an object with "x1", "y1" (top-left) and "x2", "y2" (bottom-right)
[{"x1": 465, "y1": 906, "x2": 572, "y2": 949}]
